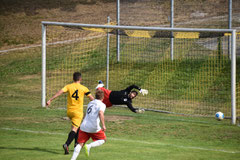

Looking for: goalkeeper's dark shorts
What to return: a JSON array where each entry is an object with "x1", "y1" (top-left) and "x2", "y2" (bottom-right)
[{"x1": 97, "y1": 87, "x2": 112, "y2": 107}]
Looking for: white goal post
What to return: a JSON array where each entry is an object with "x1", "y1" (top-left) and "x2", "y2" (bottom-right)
[{"x1": 41, "y1": 21, "x2": 237, "y2": 125}]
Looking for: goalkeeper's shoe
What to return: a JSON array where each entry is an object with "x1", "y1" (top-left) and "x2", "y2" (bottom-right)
[
  {"x1": 63, "y1": 144, "x2": 69, "y2": 155},
  {"x1": 96, "y1": 80, "x2": 104, "y2": 89},
  {"x1": 98, "y1": 80, "x2": 103, "y2": 84},
  {"x1": 84, "y1": 144, "x2": 90, "y2": 157}
]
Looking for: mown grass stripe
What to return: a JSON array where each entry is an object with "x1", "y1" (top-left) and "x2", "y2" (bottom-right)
[{"x1": 1, "y1": 127, "x2": 239, "y2": 154}]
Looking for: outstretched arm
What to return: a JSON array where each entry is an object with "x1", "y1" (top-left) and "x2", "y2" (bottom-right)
[
  {"x1": 126, "y1": 102, "x2": 145, "y2": 113},
  {"x1": 126, "y1": 101, "x2": 137, "y2": 113},
  {"x1": 125, "y1": 85, "x2": 141, "y2": 93},
  {"x1": 125, "y1": 85, "x2": 148, "y2": 96},
  {"x1": 46, "y1": 89, "x2": 64, "y2": 107},
  {"x1": 87, "y1": 94, "x2": 94, "y2": 101},
  {"x1": 99, "y1": 110, "x2": 106, "y2": 131}
]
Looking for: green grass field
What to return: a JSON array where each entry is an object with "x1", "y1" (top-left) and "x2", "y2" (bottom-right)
[
  {"x1": 0, "y1": 104, "x2": 240, "y2": 160},
  {"x1": 1, "y1": 1, "x2": 240, "y2": 159},
  {"x1": 1, "y1": 27, "x2": 240, "y2": 160}
]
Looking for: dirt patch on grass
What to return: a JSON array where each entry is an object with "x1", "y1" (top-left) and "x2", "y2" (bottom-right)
[
  {"x1": 62, "y1": 117, "x2": 70, "y2": 121},
  {"x1": 1, "y1": 117, "x2": 30, "y2": 120},
  {"x1": 105, "y1": 115, "x2": 133, "y2": 122}
]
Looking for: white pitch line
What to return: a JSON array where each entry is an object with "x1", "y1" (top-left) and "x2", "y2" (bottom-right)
[
  {"x1": 0, "y1": 44, "x2": 41, "y2": 53},
  {"x1": 1, "y1": 127, "x2": 239, "y2": 154},
  {"x1": 110, "y1": 138, "x2": 240, "y2": 154},
  {"x1": 0, "y1": 35, "x2": 104, "y2": 54},
  {"x1": 1, "y1": 127, "x2": 65, "y2": 135}
]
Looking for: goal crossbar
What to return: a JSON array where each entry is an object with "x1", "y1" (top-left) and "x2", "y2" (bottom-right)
[{"x1": 42, "y1": 21, "x2": 234, "y2": 33}]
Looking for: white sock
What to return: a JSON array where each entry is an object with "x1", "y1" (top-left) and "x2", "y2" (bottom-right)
[
  {"x1": 89, "y1": 140, "x2": 105, "y2": 148},
  {"x1": 96, "y1": 84, "x2": 104, "y2": 89},
  {"x1": 71, "y1": 144, "x2": 82, "y2": 160}
]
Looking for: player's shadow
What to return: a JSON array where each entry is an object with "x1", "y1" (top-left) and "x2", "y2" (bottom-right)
[{"x1": 0, "y1": 146, "x2": 59, "y2": 155}]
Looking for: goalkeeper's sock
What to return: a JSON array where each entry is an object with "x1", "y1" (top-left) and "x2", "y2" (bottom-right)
[
  {"x1": 89, "y1": 140, "x2": 105, "y2": 148},
  {"x1": 66, "y1": 131, "x2": 76, "y2": 146},
  {"x1": 71, "y1": 144, "x2": 82, "y2": 160}
]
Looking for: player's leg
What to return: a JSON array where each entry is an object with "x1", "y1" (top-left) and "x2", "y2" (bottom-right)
[
  {"x1": 84, "y1": 130, "x2": 106, "y2": 157},
  {"x1": 84, "y1": 140, "x2": 105, "y2": 157},
  {"x1": 63, "y1": 125, "x2": 78, "y2": 154},
  {"x1": 72, "y1": 111, "x2": 83, "y2": 146},
  {"x1": 71, "y1": 143, "x2": 83, "y2": 160},
  {"x1": 71, "y1": 130, "x2": 90, "y2": 160},
  {"x1": 74, "y1": 127, "x2": 80, "y2": 146},
  {"x1": 64, "y1": 111, "x2": 83, "y2": 154}
]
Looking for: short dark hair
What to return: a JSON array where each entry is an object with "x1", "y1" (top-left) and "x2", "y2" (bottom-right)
[
  {"x1": 73, "y1": 72, "x2": 81, "y2": 81},
  {"x1": 95, "y1": 90, "x2": 104, "y2": 100},
  {"x1": 131, "y1": 90, "x2": 138, "y2": 96}
]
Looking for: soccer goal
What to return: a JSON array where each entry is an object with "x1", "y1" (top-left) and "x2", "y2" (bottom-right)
[{"x1": 41, "y1": 21, "x2": 238, "y2": 124}]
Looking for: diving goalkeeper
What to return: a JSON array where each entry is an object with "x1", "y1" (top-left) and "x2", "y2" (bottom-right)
[{"x1": 96, "y1": 81, "x2": 148, "y2": 113}]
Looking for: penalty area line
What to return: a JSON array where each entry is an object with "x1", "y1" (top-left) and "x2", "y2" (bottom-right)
[
  {"x1": 1, "y1": 127, "x2": 239, "y2": 154},
  {"x1": 111, "y1": 138, "x2": 240, "y2": 154},
  {"x1": 1, "y1": 127, "x2": 65, "y2": 136}
]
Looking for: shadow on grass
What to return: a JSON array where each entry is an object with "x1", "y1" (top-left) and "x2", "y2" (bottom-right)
[
  {"x1": 107, "y1": 110, "x2": 229, "y2": 126},
  {"x1": 0, "y1": 146, "x2": 60, "y2": 155}
]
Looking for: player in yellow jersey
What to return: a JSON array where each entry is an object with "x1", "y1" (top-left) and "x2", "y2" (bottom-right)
[{"x1": 46, "y1": 72, "x2": 94, "y2": 154}]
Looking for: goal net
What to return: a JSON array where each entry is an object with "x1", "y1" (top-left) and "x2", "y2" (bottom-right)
[{"x1": 42, "y1": 22, "x2": 239, "y2": 122}]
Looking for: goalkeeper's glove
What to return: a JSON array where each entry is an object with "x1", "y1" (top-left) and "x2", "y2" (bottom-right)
[
  {"x1": 139, "y1": 89, "x2": 148, "y2": 95},
  {"x1": 136, "y1": 108, "x2": 145, "y2": 114}
]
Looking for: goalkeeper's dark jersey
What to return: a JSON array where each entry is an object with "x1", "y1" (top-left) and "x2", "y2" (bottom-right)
[{"x1": 109, "y1": 85, "x2": 141, "y2": 113}]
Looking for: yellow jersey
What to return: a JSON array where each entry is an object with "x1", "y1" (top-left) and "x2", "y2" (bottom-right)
[{"x1": 62, "y1": 82, "x2": 91, "y2": 112}]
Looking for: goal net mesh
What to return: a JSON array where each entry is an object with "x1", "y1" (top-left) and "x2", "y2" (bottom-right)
[{"x1": 45, "y1": 25, "x2": 240, "y2": 118}]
